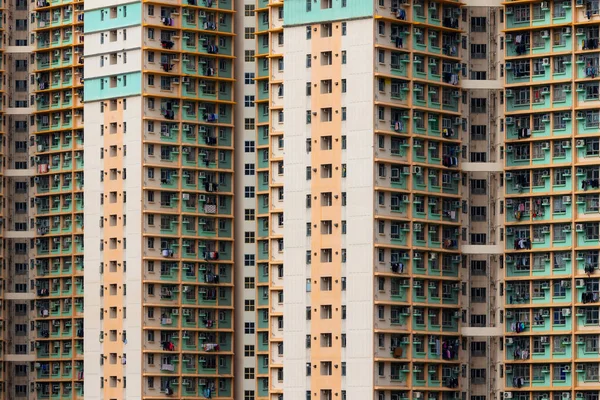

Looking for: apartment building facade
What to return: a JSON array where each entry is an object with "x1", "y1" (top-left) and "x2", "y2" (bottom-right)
[{"x1": 0, "y1": 0, "x2": 597, "y2": 400}]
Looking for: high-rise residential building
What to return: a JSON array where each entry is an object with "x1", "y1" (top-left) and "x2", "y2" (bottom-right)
[{"x1": 0, "y1": 0, "x2": 597, "y2": 400}]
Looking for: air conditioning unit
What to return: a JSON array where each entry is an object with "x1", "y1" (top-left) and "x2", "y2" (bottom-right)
[
  {"x1": 563, "y1": 196, "x2": 571, "y2": 204},
  {"x1": 505, "y1": 117, "x2": 514, "y2": 125},
  {"x1": 577, "y1": 139, "x2": 585, "y2": 147},
  {"x1": 506, "y1": 227, "x2": 514, "y2": 235},
  {"x1": 505, "y1": 89, "x2": 513, "y2": 97},
  {"x1": 505, "y1": 34, "x2": 513, "y2": 42},
  {"x1": 182, "y1": 77, "x2": 190, "y2": 84},
  {"x1": 506, "y1": 145, "x2": 514, "y2": 152},
  {"x1": 561, "y1": 280, "x2": 571, "y2": 289},
  {"x1": 402, "y1": 194, "x2": 410, "y2": 202},
  {"x1": 542, "y1": 309, "x2": 550, "y2": 317},
  {"x1": 504, "y1": 393, "x2": 513, "y2": 400},
  {"x1": 413, "y1": 166, "x2": 422, "y2": 174},
  {"x1": 414, "y1": 223, "x2": 422, "y2": 232},
  {"x1": 505, "y1": 311, "x2": 513, "y2": 319},
  {"x1": 576, "y1": 279, "x2": 585, "y2": 287},
  {"x1": 562, "y1": 140, "x2": 571, "y2": 148},
  {"x1": 505, "y1": 365, "x2": 513, "y2": 374},
  {"x1": 576, "y1": 223, "x2": 584, "y2": 231},
  {"x1": 563, "y1": 27, "x2": 571, "y2": 35},
  {"x1": 505, "y1": 172, "x2": 513, "y2": 180},
  {"x1": 506, "y1": 338, "x2": 513, "y2": 346},
  {"x1": 541, "y1": 30, "x2": 549, "y2": 39},
  {"x1": 542, "y1": 142, "x2": 550, "y2": 149}
]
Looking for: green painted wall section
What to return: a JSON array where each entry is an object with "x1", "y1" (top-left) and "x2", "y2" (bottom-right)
[
  {"x1": 84, "y1": 2, "x2": 142, "y2": 33},
  {"x1": 84, "y1": 72, "x2": 142, "y2": 102},
  {"x1": 284, "y1": 0, "x2": 373, "y2": 25}
]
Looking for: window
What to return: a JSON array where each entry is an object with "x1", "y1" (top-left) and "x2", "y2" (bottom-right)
[
  {"x1": 470, "y1": 233, "x2": 487, "y2": 244},
  {"x1": 471, "y1": 125, "x2": 487, "y2": 140},
  {"x1": 245, "y1": 95, "x2": 255, "y2": 107},
  {"x1": 244, "y1": 73, "x2": 255, "y2": 85},
  {"x1": 244, "y1": 118, "x2": 255, "y2": 130},
  {"x1": 470, "y1": 341, "x2": 487, "y2": 356},
  {"x1": 244, "y1": 163, "x2": 255, "y2": 175},
  {"x1": 244, "y1": 345, "x2": 255, "y2": 357},
  {"x1": 470, "y1": 152, "x2": 487, "y2": 162},
  {"x1": 245, "y1": 50, "x2": 255, "y2": 62},
  {"x1": 470, "y1": 44, "x2": 487, "y2": 59},
  {"x1": 245, "y1": 391, "x2": 255, "y2": 400},
  {"x1": 244, "y1": 254, "x2": 255, "y2": 266},
  {"x1": 470, "y1": 179, "x2": 487, "y2": 195},
  {"x1": 470, "y1": 314, "x2": 487, "y2": 327},
  {"x1": 244, "y1": 187, "x2": 255, "y2": 198},
  {"x1": 244, "y1": 27, "x2": 255, "y2": 39},
  {"x1": 245, "y1": 141, "x2": 255, "y2": 153},
  {"x1": 245, "y1": 209, "x2": 255, "y2": 221},
  {"x1": 471, "y1": 260, "x2": 487, "y2": 275},
  {"x1": 471, "y1": 17, "x2": 486, "y2": 32},
  {"x1": 470, "y1": 369, "x2": 486, "y2": 384},
  {"x1": 244, "y1": 322, "x2": 255, "y2": 334},
  {"x1": 245, "y1": 4, "x2": 255, "y2": 16},
  {"x1": 471, "y1": 206, "x2": 487, "y2": 221},
  {"x1": 470, "y1": 71, "x2": 487, "y2": 80},
  {"x1": 470, "y1": 287, "x2": 487, "y2": 302},
  {"x1": 471, "y1": 98, "x2": 487, "y2": 113},
  {"x1": 245, "y1": 232, "x2": 255, "y2": 244},
  {"x1": 514, "y1": 4, "x2": 531, "y2": 22},
  {"x1": 244, "y1": 277, "x2": 255, "y2": 289}
]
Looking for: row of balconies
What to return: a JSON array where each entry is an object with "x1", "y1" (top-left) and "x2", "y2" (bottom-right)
[
  {"x1": 35, "y1": 48, "x2": 83, "y2": 71},
  {"x1": 505, "y1": 305, "x2": 600, "y2": 332},
  {"x1": 36, "y1": 255, "x2": 84, "y2": 277},
  {"x1": 143, "y1": 307, "x2": 232, "y2": 330},
  {"x1": 36, "y1": 276, "x2": 84, "y2": 297},
  {"x1": 34, "y1": 192, "x2": 84, "y2": 212},
  {"x1": 34, "y1": 381, "x2": 84, "y2": 399},
  {"x1": 143, "y1": 376, "x2": 232, "y2": 398},
  {"x1": 143, "y1": 238, "x2": 232, "y2": 262},
  {"x1": 35, "y1": 236, "x2": 84, "y2": 257},
  {"x1": 505, "y1": 222, "x2": 600, "y2": 251},
  {"x1": 506, "y1": 2, "x2": 600, "y2": 29},
  {"x1": 141, "y1": 99, "x2": 233, "y2": 125},
  {"x1": 36, "y1": 214, "x2": 84, "y2": 236},
  {"x1": 142, "y1": 168, "x2": 232, "y2": 193},
  {"x1": 504, "y1": 249, "x2": 600, "y2": 277},
  {"x1": 141, "y1": 28, "x2": 233, "y2": 57},
  {"x1": 142, "y1": 216, "x2": 232, "y2": 238},
  {"x1": 143, "y1": 8, "x2": 233, "y2": 34},
  {"x1": 36, "y1": 318, "x2": 84, "y2": 340},
  {"x1": 36, "y1": 130, "x2": 84, "y2": 154},
  {"x1": 34, "y1": 359, "x2": 84, "y2": 380},
  {"x1": 143, "y1": 191, "x2": 232, "y2": 215},
  {"x1": 143, "y1": 149, "x2": 233, "y2": 171},
  {"x1": 144, "y1": 122, "x2": 232, "y2": 146}
]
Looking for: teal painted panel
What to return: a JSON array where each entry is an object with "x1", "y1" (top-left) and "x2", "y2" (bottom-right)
[
  {"x1": 84, "y1": 72, "x2": 142, "y2": 101},
  {"x1": 84, "y1": 2, "x2": 142, "y2": 33},
  {"x1": 284, "y1": 0, "x2": 373, "y2": 26}
]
